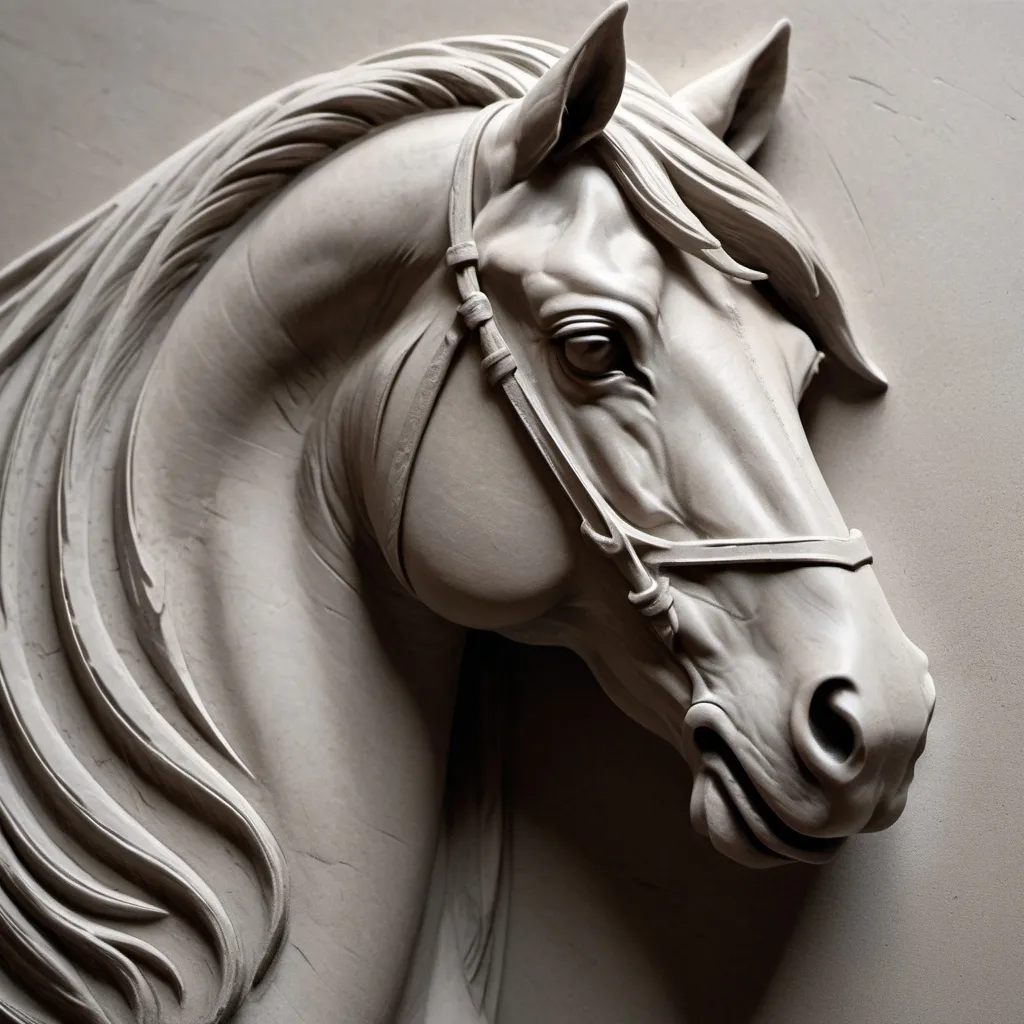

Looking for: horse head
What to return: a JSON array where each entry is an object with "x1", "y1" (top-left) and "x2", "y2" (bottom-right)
[{"x1": 385, "y1": 4, "x2": 934, "y2": 867}]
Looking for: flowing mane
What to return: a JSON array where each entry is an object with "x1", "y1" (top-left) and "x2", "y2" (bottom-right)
[{"x1": 0, "y1": 32, "x2": 876, "y2": 1024}]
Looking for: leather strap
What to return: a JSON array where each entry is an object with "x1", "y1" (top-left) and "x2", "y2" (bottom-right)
[
  {"x1": 383, "y1": 325, "x2": 465, "y2": 589},
  {"x1": 643, "y1": 530, "x2": 873, "y2": 572}
]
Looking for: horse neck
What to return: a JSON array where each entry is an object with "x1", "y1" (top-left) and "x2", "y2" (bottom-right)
[{"x1": 129, "y1": 108, "x2": 477, "y2": 788}]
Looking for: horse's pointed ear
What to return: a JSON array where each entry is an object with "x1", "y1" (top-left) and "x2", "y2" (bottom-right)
[
  {"x1": 501, "y1": 2, "x2": 628, "y2": 182},
  {"x1": 673, "y1": 20, "x2": 791, "y2": 161}
]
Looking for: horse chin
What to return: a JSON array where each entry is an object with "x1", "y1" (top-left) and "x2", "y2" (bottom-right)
[
  {"x1": 691, "y1": 770, "x2": 789, "y2": 868},
  {"x1": 689, "y1": 754, "x2": 846, "y2": 869}
]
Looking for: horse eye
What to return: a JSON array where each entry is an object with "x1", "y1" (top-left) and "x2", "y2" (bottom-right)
[{"x1": 553, "y1": 322, "x2": 630, "y2": 380}]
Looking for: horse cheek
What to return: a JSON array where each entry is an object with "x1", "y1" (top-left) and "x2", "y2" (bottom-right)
[{"x1": 398, "y1": 348, "x2": 574, "y2": 630}]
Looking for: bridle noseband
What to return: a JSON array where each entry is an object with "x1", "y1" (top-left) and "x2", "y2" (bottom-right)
[{"x1": 385, "y1": 102, "x2": 872, "y2": 649}]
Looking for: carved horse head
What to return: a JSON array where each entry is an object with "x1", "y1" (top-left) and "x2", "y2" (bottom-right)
[{"x1": 381, "y1": 6, "x2": 935, "y2": 866}]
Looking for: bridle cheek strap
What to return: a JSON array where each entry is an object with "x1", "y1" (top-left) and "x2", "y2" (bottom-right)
[{"x1": 389, "y1": 102, "x2": 874, "y2": 649}]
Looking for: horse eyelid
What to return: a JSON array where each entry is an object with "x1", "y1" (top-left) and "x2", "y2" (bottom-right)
[{"x1": 543, "y1": 309, "x2": 656, "y2": 390}]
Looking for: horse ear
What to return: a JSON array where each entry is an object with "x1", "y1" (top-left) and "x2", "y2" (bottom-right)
[
  {"x1": 501, "y1": 2, "x2": 628, "y2": 182},
  {"x1": 672, "y1": 20, "x2": 791, "y2": 161}
]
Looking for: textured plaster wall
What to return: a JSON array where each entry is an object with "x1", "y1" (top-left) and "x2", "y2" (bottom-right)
[{"x1": 1, "y1": 1, "x2": 1021, "y2": 1022}]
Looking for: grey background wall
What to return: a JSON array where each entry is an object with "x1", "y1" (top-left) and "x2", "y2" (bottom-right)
[{"x1": 1, "y1": 1, "x2": 1021, "y2": 1021}]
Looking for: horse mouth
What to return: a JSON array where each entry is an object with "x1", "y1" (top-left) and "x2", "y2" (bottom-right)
[{"x1": 691, "y1": 727, "x2": 845, "y2": 867}]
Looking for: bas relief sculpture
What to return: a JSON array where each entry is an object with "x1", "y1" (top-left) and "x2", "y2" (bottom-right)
[{"x1": 0, "y1": 4, "x2": 935, "y2": 1022}]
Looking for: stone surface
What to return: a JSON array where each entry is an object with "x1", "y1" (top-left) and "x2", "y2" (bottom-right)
[{"x1": 0, "y1": 1, "x2": 1021, "y2": 1022}]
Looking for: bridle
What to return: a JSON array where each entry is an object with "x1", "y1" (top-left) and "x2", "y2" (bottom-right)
[{"x1": 381, "y1": 102, "x2": 872, "y2": 649}]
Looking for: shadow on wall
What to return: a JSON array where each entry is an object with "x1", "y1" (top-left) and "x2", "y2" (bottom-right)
[{"x1": 498, "y1": 638, "x2": 824, "y2": 1024}]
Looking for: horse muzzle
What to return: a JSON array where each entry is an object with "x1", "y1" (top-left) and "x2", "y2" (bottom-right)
[{"x1": 684, "y1": 664, "x2": 935, "y2": 869}]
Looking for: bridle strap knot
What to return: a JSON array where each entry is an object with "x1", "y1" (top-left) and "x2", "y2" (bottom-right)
[
  {"x1": 628, "y1": 574, "x2": 674, "y2": 618},
  {"x1": 481, "y1": 347, "x2": 516, "y2": 387},
  {"x1": 446, "y1": 241, "x2": 480, "y2": 267},
  {"x1": 458, "y1": 292, "x2": 493, "y2": 330}
]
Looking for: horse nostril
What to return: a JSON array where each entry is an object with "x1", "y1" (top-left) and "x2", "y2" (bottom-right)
[{"x1": 806, "y1": 677, "x2": 860, "y2": 766}]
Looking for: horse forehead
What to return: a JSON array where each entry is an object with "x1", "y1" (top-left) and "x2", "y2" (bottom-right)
[{"x1": 483, "y1": 163, "x2": 664, "y2": 299}]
